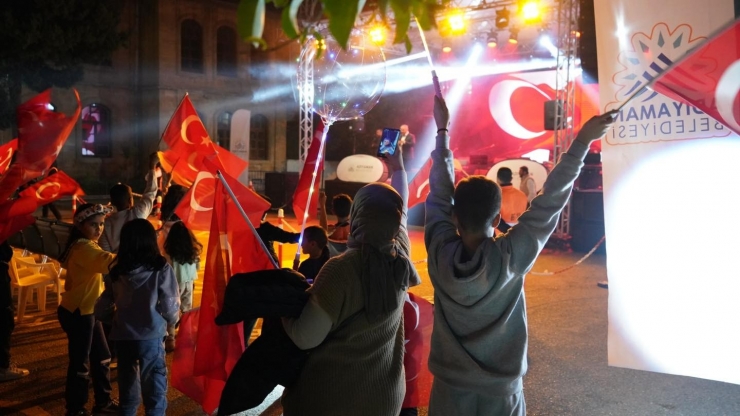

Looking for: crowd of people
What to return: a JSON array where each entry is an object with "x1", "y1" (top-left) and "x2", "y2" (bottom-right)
[{"x1": 0, "y1": 95, "x2": 617, "y2": 416}]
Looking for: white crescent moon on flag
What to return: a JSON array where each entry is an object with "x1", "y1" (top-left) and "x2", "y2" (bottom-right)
[
  {"x1": 489, "y1": 80, "x2": 548, "y2": 140},
  {"x1": 189, "y1": 171, "x2": 215, "y2": 212},
  {"x1": 180, "y1": 115, "x2": 199, "y2": 145},
  {"x1": 715, "y1": 60, "x2": 740, "y2": 133},
  {"x1": 36, "y1": 182, "x2": 61, "y2": 200}
]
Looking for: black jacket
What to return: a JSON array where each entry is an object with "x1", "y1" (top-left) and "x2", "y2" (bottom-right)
[{"x1": 216, "y1": 268, "x2": 310, "y2": 415}]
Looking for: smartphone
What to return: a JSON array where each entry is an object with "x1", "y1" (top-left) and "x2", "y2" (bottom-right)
[{"x1": 377, "y1": 128, "x2": 401, "y2": 157}]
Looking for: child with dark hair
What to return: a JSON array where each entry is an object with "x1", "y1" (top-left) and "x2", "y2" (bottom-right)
[
  {"x1": 99, "y1": 219, "x2": 180, "y2": 416},
  {"x1": 162, "y1": 220, "x2": 202, "y2": 352},
  {"x1": 319, "y1": 192, "x2": 352, "y2": 241},
  {"x1": 58, "y1": 203, "x2": 118, "y2": 416},
  {"x1": 297, "y1": 226, "x2": 330, "y2": 284},
  {"x1": 99, "y1": 153, "x2": 159, "y2": 253},
  {"x1": 425, "y1": 96, "x2": 617, "y2": 414},
  {"x1": 156, "y1": 184, "x2": 188, "y2": 256}
]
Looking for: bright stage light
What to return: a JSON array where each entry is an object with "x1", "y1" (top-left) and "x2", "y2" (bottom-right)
[
  {"x1": 508, "y1": 27, "x2": 519, "y2": 44},
  {"x1": 495, "y1": 7, "x2": 510, "y2": 29},
  {"x1": 369, "y1": 25, "x2": 387, "y2": 45},
  {"x1": 445, "y1": 10, "x2": 467, "y2": 35},
  {"x1": 487, "y1": 31, "x2": 498, "y2": 48},
  {"x1": 539, "y1": 34, "x2": 558, "y2": 57},
  {"x1": 521, "y1": 1, "x2": 542, "y2": 22},
  {"x1": 442, "y1": 46, "x2": 452, "y2": 53}
]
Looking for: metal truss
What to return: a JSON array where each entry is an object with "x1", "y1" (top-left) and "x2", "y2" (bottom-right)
[
  {"x1": 297, "y1": 42, "x2": 314, "y2": 164},
  {"x1": 552, "y1": 0, "x2": 581, "y2": 238}
]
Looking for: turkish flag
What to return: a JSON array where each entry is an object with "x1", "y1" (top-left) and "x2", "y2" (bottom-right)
[
  {"x1": 0, "y1": 171, "x2": 82, "y2": 218},
  {"x1": 174, "y1": 159, "x2": 269, "y2": 232},
  {"x1": 651, "y1": 18, "x2": 740, "y2": 135},
  {"x1": 171, "y1": 165, "x2": 274, "y2": 414},
  {"x1": 160, "y1": 95, "x2": 248, "y2": 185},
  {"x1": 407, "y1": 157, "x2": 470, "y2": 209},
  {"x1": 0, "y1": 139, "x2": 17, "y2": 176},
  {"x1": 0, "y1": 90, "x2": 81, "y2": 201},
  {"x1": 292, "y1": 121, "x2": 325, "y2": 221}
]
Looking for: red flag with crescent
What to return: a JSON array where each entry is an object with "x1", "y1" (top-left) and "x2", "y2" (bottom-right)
[
  {"x1": 292, "y1": 120, "x2": 325, "y2": 221},
  {"x1": 160, "y1": 95, "x2": 248, "y2": 186},
  {"x1": 0, "y1": 90, "x2": 81, "y2": 202},
  {"x1": 171, "y1": 162, "x2": 273, "y2": 414},
  {"x1": 0, "y1": 170, "x2": 82, "y2": 219},
  {"x1": 0, "y1": 139, "x2": 17, "y2": 176},
  {"x1": 651, "y1": 18, "x2": 740, "y2": 135},
  {"x1": 174, "y1": 159, "x2": 269, "y2": 232}
]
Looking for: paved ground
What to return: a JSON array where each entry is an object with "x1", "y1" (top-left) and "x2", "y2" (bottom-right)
[{"x1": 3, "y1": 211, "x2": 740, "y2": 415}]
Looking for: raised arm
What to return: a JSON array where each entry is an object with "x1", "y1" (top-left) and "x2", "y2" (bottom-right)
[
  {"x1": 318, "y1": 191, "x2": 329, "y2": 232},
  {"x1": 506, "y1": 111, "x2": 618, "y2": 274},
  {"x1": 385, "y1": 137, "x2": 409, "y2": 230},
  {"x1": 424, "y1": 96, "x2": 457, "y2": 254},
  {"x1": 134, "y1": 153, "x2": 160, "y2": 219}
]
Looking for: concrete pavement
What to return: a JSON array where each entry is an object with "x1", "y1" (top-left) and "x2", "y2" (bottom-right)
[{"x1": 2, "y1": 221, "x2": 740, "y2": 415}]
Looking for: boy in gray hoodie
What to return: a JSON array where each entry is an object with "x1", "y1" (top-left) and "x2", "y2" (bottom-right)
[{"x1": 425, "y1": 95, "x2": 616, "y2": 415}]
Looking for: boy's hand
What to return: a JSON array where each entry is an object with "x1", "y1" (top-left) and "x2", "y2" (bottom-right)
[
  {"x1": 434, "y1": 95, "x2": 450, "y2": 130},
  {"x1": 149, "y1": 152, "x2": 160, "y2": 170},
  {"x1": 576, "y1": 111, "x2": 619, "y2": 145},
  {"x1": 318, "y1": 191, "x2": 327, "y2": 212}
]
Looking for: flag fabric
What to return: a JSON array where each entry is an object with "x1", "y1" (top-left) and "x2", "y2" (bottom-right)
[
  {"x1": 0, "y1": 139, "x2": 17, "y2": 176},
  {"x1": 407, "y1": 158, "x2": 470, "y2": 209},
  {"x1": 160, "y1": 95, "x2": 248, "y2": 185},
  {"x1": 170, "y1": 165, "x2": 274, "y2": 414},
  {"x1": 0, "y1": 171, "x2": 82, "y2": 218},
  {"x1": 0, "y1": 215, "x2": 35, "y2": 245},
  {"x1": 650, "y1": 18, "x2": 740, "y2": 135},
  {"x1": 174, "y1": 159, "x2": 268, "y2": 232},
  {"x1": 403, "y1": 293, "x2": 434, "y2": 408},
  {"x1": 292, "y1": 121, "x2": 325, "y2": 221},
  {"x1": 0, "y1": 90, "x2": 81, "y2": 201}
]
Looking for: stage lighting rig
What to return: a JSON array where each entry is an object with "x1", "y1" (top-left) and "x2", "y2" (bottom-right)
[
  {"x1": 508, "y1": 26, "x2": 519, "y2": 44},
  {"x1": 487, "y1": 31, "x2": 499, "y2": 48},
  {"x1": 495, "y1": 7, "x2": 510, "y2": 29}
]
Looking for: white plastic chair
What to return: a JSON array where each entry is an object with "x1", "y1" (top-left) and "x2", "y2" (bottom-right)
[{"x1": 9, "y1": 256, "x2": 60, "y2": 323}]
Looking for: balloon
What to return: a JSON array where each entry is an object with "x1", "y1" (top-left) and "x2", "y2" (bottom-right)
[{"x1": 297, "y1": 28, "x2": 386, "y2": 123}]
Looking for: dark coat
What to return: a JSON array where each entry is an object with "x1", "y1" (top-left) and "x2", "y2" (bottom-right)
[{"x1": 216, "y1": 268, "x2": 310, "y2": 415}]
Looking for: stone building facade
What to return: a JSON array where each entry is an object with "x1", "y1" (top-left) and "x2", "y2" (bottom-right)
[{"x1": 4, "y1": 0, "x2": 301, "y2": 195}]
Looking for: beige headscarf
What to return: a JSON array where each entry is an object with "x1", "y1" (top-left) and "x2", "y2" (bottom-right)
[{"x1": 346, "y1": 183, "x2": 420, "y2": 320}]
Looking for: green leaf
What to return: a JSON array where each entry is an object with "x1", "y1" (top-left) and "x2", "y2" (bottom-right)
[
  {"x1": 281, "y1": 5, "x2": 298, "y2": 39},
  {"x1": 272, "y1": 0, "x2": 291, "y2": 7},
  {"x1": 377, "y1": 0, "x2": 391, "y2": 18},
  {"x1": 323, "y1": 0, "x2": 367, "y2": 48},
  {"x1": 413, "y1": 2, "x2": 435, "y2": 31},
  {"x1": 238, "y1": 0, "x2": 266, "y2": 47},
  {"x1": 390, "y1": 0, "x2": 411, "y2": 44},
  {"x1": 404, "y1": 34, "x2": 412, "y2": 54}
]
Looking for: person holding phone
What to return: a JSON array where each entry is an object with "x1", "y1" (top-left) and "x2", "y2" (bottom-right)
[{"x1": 378, "y1": 128, "x2": 401, "y2": 157}]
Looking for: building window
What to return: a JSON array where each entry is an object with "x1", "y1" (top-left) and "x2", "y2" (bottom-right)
[
  {"x1": 250, "y1": 114, "x2": 268, "y2": 160},
  {"x1": 181, "y1": 19, "x2": 203, "y2": 73},
  {"x1": 216, "y1": 26, "x2": 237, "y2": 77},
  {"x1": 80, "y1": 104, "x2": 112, "y2": 157},
  {"x1": 216, "y1": 111, "x2": 232, "y2": 150}
]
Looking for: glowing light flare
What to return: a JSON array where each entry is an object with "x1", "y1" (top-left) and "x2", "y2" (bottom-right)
[
  {"x1": 442, "y1": 46, "x2": 452, "y2": 53},
  {"x1": 521, "y1": 1, "x2": 542, "y2": 22},
  {"x1": 442, "y1": 9, "x2": 467, "y2": 36},
  {"x1": 369, "y1": 25, "x2": 387, "y2": 45}
]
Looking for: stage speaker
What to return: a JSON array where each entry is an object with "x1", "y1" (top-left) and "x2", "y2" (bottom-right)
[
  {"x1": 570, "y1": 190, "x2": 605, "y2": 254},
  {"x1": 544, "y1": 99, "x2": 565, "y2": 130}
]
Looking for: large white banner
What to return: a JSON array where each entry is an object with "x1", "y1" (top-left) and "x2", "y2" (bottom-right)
[{"x1": 595, "y1": 1, "x2": 740, "y2": 384}]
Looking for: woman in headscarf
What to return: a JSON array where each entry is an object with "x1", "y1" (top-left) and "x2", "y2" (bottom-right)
[{"x1": 281, "y1": 137, "x2": 420, "y2": 416}]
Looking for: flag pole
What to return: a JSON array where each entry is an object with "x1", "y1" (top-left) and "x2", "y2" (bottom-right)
[
  {"x1": 157, "y1": 92, "x2": 189, "y2": 150},
  {"x1": 616, "y1": 16, "x2": 740, "y2": 112},
  {"x1": 216, "y1": 170, "x2": 280, "y2": 270},
  {"x1": 294, "y1": 119, "x2": 333, "y2": 267}
]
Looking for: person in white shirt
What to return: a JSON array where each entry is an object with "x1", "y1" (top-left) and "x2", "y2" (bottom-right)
[{"x1": 518, "y1": 166, "x2": 537, "y2": 203}]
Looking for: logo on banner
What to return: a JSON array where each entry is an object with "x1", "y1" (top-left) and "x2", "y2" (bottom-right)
[{"x1": 606, "y1": 23, "x2": 730, "y2": 144}]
